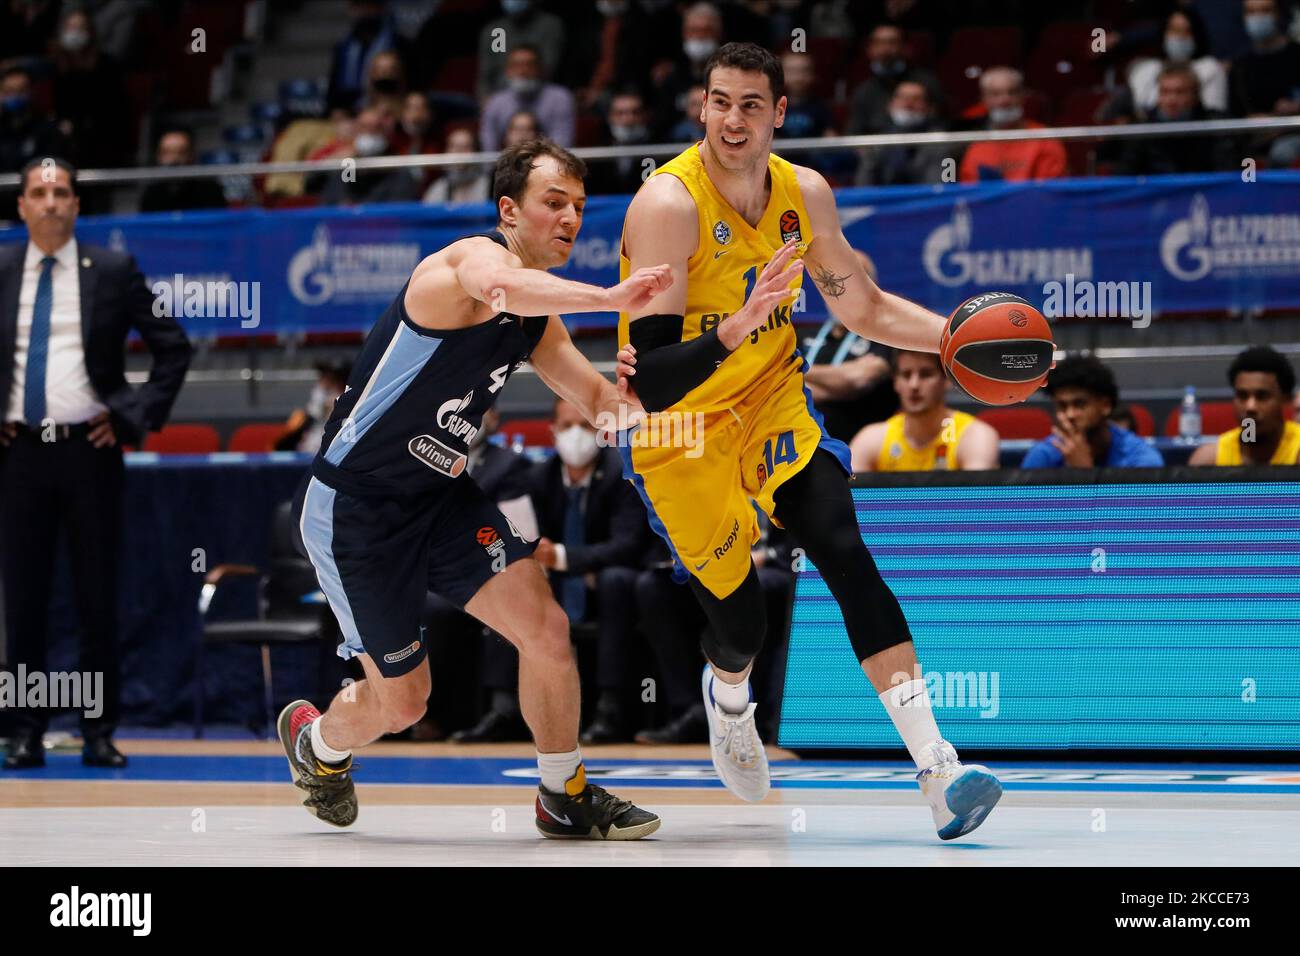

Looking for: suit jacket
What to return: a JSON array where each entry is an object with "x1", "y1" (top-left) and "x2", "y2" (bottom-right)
[
  {"x1": 0, "y1": 240, "x2": 192, "y2": 444},
  {"x1": 471, "y1": 442, "x2": 533, "y2": 504},
  {"x1": 530, "y1": 446, "x2": 649, "y2": 577}
]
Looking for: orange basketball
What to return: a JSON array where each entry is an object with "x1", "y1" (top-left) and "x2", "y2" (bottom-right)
[{"x1": 941, "y1": 292, "x2": 1054, "y2": 406}]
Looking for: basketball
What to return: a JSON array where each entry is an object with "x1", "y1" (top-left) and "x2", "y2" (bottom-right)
[{"x1": 941, "y1": 292, "x2": 1055, "y2": 406}]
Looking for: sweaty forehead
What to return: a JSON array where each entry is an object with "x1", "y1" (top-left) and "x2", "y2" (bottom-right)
[{"x1": 707, "y1": 67, "x2": 772, "y2": 101}]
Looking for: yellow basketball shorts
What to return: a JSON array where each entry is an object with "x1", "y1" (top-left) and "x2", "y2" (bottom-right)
[{"x1": 620, "y1": 376, "x2": 851, "y2": 599}]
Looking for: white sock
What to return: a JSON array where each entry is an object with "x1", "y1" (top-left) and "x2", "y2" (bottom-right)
[
  {"x1": 878, "y1": 679, "x2": 946, "y2": 769},
  {"x1": 709, "y1": 673, "x2": 751, "y2": 715},
  {"x1": 310, "y1": 716, "x2": 351, "y2": 764},
  {"x1": 537, "y1": 748, "x2": 583, "y2": 794}
]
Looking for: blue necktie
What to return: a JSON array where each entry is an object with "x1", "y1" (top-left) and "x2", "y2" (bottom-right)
[
  {"x1": 23, "y1": 255, "x2": 57, "y2": 426},
  {"x1": 561, "y1": 485, "x2": 587, "y2": 622}
]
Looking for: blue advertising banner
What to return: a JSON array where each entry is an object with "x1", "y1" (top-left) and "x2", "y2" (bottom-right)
[{"x1": 2, "y1": 171, "x2": 1298, "y2": 334}]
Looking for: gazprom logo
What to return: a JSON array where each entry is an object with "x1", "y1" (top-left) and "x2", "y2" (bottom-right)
[
  {"x1": 923, "y1": 199, "x2": 1092, "y2": 287},
  {"x1": 1159, "y1": 193, "x2": 1300, "y2": 282},
  {"x1": 287, "y1": 224, "x2": 419, "y2": 306}
]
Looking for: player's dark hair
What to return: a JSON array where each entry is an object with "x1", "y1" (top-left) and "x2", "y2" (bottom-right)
[
  {"x1": 703, "y1": 41, "x2": 785, "y2": 103},
  {"x1": 1228, "y1": 345, "x2": 1295, "y2": 396},
  {"x1": 1044, "y1": 354, "x2": 1119, "y2": 406},
  {"x1": 492, "y1": 137, "x2": 586, "y2": 206},
  {"x1": 19, "y1": 156, "x2": 78, "y2": 196}
]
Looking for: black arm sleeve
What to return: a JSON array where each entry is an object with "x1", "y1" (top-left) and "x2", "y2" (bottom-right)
[{"x1": 627, "y1": 313, "x2": 732, "y2": 412}]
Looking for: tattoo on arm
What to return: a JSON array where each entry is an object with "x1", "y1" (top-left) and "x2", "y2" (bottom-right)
[{"x1": 811, "y1": 264, "x2": 849, "y2": 298}]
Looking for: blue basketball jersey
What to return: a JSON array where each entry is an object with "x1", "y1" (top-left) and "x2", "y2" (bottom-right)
[{"x1": 311, "y1": 232, "x2": 547, "y2": 498}]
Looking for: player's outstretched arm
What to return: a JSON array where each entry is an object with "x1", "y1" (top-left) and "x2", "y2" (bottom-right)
[
  {"x1": 624, "y1": 175, "x2": 803, "y2": 411},
  {"x1": 444, "y1": 236, "x2": 672, "y2": 318},
  {"x1": 797, "y1": 166, "x2": 946, "y2": 352},
  {"x1": 530, "y1": 314, "x2": 635, "y2": 431}
]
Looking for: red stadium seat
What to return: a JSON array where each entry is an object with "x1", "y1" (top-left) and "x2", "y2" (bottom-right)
[
  {"x1": 501, "y1": 417, "x2": 554, "y2": 448},
  {"x1": 228, "y1": 424, "x2": 287, "y2": 453},
  {"x1": 1126, "y1": 403, "x2": 1155, "y2": 437},
  {"x1": 938, "y1": 26, "x2": 1023, "y2": 113},
  {"x1": 143, "y1": 424, "x2": 222, "y2": 454},
  {"x1": 975, "y1": 406, "x2": 1053, "y2": 440},
  {"x1": 1026, "y1": 22, "x2": 1106, "y2": 105},
  {"x1": 1163, "y1": 402, "x2": 1238, "y2": 438}
]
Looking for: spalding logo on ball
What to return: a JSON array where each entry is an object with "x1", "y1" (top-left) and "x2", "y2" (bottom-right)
[{"x1": 940, "y1": 292, "x2": 1054, "y2": 406}]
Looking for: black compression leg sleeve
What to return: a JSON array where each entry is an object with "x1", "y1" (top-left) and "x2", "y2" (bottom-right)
[
  {"x1": 773, "y1": 449, "x2": 913, "y2": 662},
  {"x1": 688, "y1": 562, "x2": 767, "y2": 673}
]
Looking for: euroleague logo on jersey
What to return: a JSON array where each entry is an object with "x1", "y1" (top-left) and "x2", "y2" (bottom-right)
[
  {"x1": 476, "y1": 527, "x2": 499, "y2": 547},
  {"x1": 779, "y1": 209, "x2": 802, "y2": 244}
]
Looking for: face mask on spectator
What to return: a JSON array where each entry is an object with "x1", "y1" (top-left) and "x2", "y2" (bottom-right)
[
  {"x1": 684, "y1": 38, "x2": 718, "y2": 62},
  {"x1": 596, "y1": 0, "x2": 627, "y2": 16},
  {"x1": 1, "y1": 94, "x2": 30, "y2": 114},
  {"x1": 61, "y1": 29, "x2": 90, "y2": 52},
  {"x1": 1164, "y1": 35, "x2": 1195, "y2": 61},
  {"x1": 555, "y1": 426, "x2": 599, "y2": 468},
  {"x1": 1244, "y1": 13, "x2": 1277, "y2": 41},
  {"x1": 871, "y1": 58, "x2": 906, "y2": 77},
  {"x1": 610, "y1": 123, "x2": 647, "y2": 143},
  {"x1": 989, "y1": 105, "x2": 1023, "y2": 126},
  {"x1": 509, "y1": 76, "x2": 541, "y2": 96},
  {"x1": 502, "y1": 0, "x2": 532, "y2": 16},
  {"x1": 354, "y1": 132, "x2": 387, "y2": 156},
  {"x1": 889, "y1": 107, "x2": 926, "y2": 129}
]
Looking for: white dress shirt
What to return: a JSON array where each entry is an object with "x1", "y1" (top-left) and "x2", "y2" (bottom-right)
[
  {"x1": 4, "y1": 238, "x2": 107, "y2": 425},
  {"x1": 552, "y1": 463, "x2": 594, "y2": 573}
]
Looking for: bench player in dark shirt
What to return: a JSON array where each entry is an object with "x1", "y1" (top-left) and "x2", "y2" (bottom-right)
[{"x1": 281, "y1": 140, "x2": 672, "y2": 840}]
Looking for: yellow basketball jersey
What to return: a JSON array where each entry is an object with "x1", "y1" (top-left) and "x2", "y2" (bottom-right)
[
  {"x1": 877, "y1": 411, "x2": 976, "y2": 471},
  {"x1": 618, "y1": 144, "x2": 812, "y2": 416},
  {"x1": 1214, "y1": 419, "x2": 1300, "y2": 464}
]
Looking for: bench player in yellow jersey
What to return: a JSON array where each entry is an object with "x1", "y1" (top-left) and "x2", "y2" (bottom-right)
[
  {"x1": 616, "y1": 42, "x2": 1002, "y2": 839},
  {"x1": 1189, "y1": 345, "x2": 1300, "y2": 466},
  {"x1": 849, "y1": 350, "x2": 1000, "y2": 472}
]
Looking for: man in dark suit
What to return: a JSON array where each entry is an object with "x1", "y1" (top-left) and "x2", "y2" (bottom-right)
[
  {"x1": 0, "y1": 157, "x2": 191, "y2": 769},
  {"x1": 453, "y1": 399, "x2": 650, "y2": 743}
]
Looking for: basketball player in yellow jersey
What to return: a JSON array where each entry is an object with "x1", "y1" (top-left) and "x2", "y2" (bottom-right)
[
  {"x1": 616, "y1": 42, "x2": 1003, "y2": 839},
  {"x1": 1190, "y1": 345, "x2": 1300, "y2": 466},
  {"x1": 850, "y1": 350, "x2": 1000, "y2": 472}
]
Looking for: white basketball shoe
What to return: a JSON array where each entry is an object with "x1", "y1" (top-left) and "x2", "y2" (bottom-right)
[
  {"x1": 701, "y1": 666, "x2": 770, "y2": 802},
  {"x1": 915, "y1": 740, "x2": 1002, "y2": 840}
]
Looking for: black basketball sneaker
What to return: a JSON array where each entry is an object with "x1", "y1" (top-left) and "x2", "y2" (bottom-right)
[
  {"x1": 534, "y1": 766, "x2": 661, "y2": 840},
  {"x1": 278, "y1": 699, "x2": 359, "y2": 828}
]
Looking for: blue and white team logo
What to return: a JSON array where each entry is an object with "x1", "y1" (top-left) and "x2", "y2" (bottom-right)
[
  {"x1": 287, "y1": 224, "x2": 419, "y2": 306},
  {"x1": 1160, "y1": 192, "x2": 1300, "y2": 282},
  {"x1": 713, "y1": 220, "x2": 732, "y2": 245}
]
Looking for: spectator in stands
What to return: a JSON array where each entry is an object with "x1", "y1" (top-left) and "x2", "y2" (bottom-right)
[
  {"x1": 587, "y1": 89, "x2": 652, "y2": 195},
  {"x1": 1, "y1": 157, "x2": 192, "y2": 770},
  {"x1": 1115, "y1": 64, "x2": 1236, "y2": 175},
  {"x1": 1021, "y1": 356, "x2": 1164, "y2": 468},
  {"x1": 307, "y1": 108, "x2": 361, "y2": 163},
  {"x1": 361, "y1": 49, "x2": 407, "y2": 121},
  {"x1": 650, "y1": 2, "x2": 724, "y2": 138},
  {"x1": 857, "y1": 79, "x2": 949, "y2": 185},
  {"x1": 274, "y1": 361, "x2": 351, "y2": 454},
  {"x1": 422, "y1": 125, "x2": 491, "y2": 205},
  {"x1": 0, "y1": 66, "x2": 71, "y2": 174},
  {"x1": 1109, "y1": 405, "x2": 1139, "y2": 435},
  {"x1": 573, "y1": 0, "x2": 657, "y2": 109},
  {"x1": 327, "y1": 0, "x2": 408, "y2": 112},
  {"x1": 1190, "y1": 346, "x2": 1300, "y2": 465},
  {"x1": 479, "y1": 46, "x2": 575, "y2": 151},
  {"x1": 774, "y1": 51, "x2": 833, "y2": 140},
  {"x1": 502, "y1": 109, "x2": 544, "y2": 148},
  {"x1": 139, "y1": 127, "x2": 228, "y2": 213},
  {"x1": 476, "y1": 0, "x2": 566, "y2": 99},
  {"x1": 453, "y1": 399, "x2": 650, "y2": 743},
  {"x1": 849, "y1": 350, "x2": 1001, "y2": 471},
  {"x1": 0, "y1": 0, "x2": 60, "y2": 59},
  {"x1": 50, "y1": 8, "x2": 130, "y2": 169},
  {"x1": 90, "y1": 0, "x2": 142, "y2": 62},
  {"x1": 391, "y1": 91, "x2": 439, "y2": 192},
  {"x1": 959, "y1": 67, "x2": 1067, "y2": 182},
  {"x1": 1121, "y1": 8, "x2": 1228, "y2": 117},
  {"x1": 316, "y1": 106, "x2": 420, "y2": 205},
  {"x1": 1230, "y1": 0, "x2": 1300, "y2": 167},
  {"x1": 846, "y1": 24, "x2": 942, "y2": 136},
  {"x1": 801, "y1": 250, "x2": 899, "y2": 443},
  {"x1": 416, "y1": 406, "x2": 537, "y2": 740},
  {"x1": 668, "y1": 83, "x2": 707, "y2": 142}
]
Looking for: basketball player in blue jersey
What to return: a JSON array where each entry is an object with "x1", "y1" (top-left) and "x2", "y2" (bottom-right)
[{"x1": 280, "y1": 140, "x2": 671, "y2": 840}]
